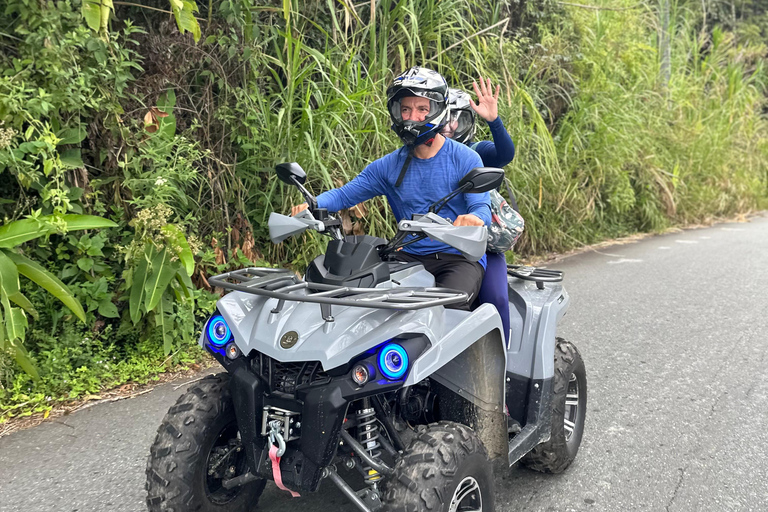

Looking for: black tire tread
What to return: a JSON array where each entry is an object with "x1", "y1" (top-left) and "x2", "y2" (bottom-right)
[
  {"x1": 521, "y1": 337, "x2": 587, "y2": 474},
  {"x1": 383, "y1": 421, "x2": 493, "y2": 512},
  {"x1": 145, "y1": 372, "x2": 265, "y2": 512}
]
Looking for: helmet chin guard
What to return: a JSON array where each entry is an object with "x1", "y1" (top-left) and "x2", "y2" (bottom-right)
[{"x1": 386, "y1": 67, "x2": 449, "y2": 148}]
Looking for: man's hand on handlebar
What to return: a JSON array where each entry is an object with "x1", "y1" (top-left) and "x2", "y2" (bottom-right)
[
  {"x1": 453, "y1": 214, "x2": 484, "y2": 227},
  {"x1": 291, "y1": 203, "x2": 309, "y2": 216}
]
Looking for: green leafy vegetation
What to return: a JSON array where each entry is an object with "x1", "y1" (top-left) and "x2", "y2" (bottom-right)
[{"x1": 1, "y1": 0, "x2": 766, "y2": 421}]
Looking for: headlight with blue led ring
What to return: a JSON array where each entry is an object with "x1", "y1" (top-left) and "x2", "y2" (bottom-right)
[
  {"x1": 206, "y1": 314, "x2": 232, "y2": 347},
  {"x1": 378, "y1": 343, "x2": 409, "y2": 380}
]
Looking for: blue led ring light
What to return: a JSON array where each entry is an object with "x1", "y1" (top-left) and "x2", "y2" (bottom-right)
[
  {"x1": 207, "y1": 315, "x2": 231, "y2": 347},
  {"x1": 378, "y1": 343, "x2": 409, "y2": 380}
]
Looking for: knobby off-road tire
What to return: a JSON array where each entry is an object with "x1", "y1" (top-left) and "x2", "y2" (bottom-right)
[
  {"x1": 522, "y1": 337, "x2": 587, "y2": 474},
  {"x1": 383, "y1": 421, "x2": 494, "y2": 512},
  {"x1": 146, "y1": 373, "x2": 266, "y2": 512}
]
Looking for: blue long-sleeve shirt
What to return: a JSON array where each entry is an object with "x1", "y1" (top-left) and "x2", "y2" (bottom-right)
[
  {"x1": 317, "y1": 137, "x2": 491, "y2": 267},
  {"x1": 471, "y1": 117, "x2": 515, "y2": 168}
]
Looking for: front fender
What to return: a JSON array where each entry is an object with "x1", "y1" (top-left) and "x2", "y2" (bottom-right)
[
  {"x1": 406, "y1": 303, "x2": 507, "y2": 459},
  {"x1": 405, "y1": 303, "x2": 505, "y2": 398}
]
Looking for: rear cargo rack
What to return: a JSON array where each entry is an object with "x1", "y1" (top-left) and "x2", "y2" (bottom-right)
[
  {"x1": 507, "y1": 265, "x2": 564, "y2": 290},
  {"x1": 207, "y1": 267, "x2": 468, "y2": 322}
]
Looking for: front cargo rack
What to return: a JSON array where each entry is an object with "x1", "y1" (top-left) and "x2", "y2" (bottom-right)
[{"x1": 207, "y1": 267, "x2": 468, "y2": 322}]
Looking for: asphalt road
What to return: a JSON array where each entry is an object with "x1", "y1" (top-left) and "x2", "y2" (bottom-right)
[{"x1": 2, "y1": 214, "x2": 768, "y2": 512}]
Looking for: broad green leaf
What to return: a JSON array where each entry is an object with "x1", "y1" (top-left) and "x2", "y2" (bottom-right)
[
  {"x1": 98, "y1": 300, "x2": 119, "y2": 318},
  {"x1": 124, "y1": 266, "x2": 134, "y2": 289},
  {"x1": 10, "y1": 338, "x2": 39, "y2": 379},
  {"x1": 82, "y1": 0, "x2": 113, "y2": 34},
  {"x1": 59, "y1": 214, "x2": 118, "y2": 232},
  {"x1": 5, "y1": 306, "x2": 28, "y2": 345},
  {"x1": 175, "y1": 269, "x2": 193, "y2": 300},
  {"x1": 77, "y1": 257, "x2": 94, "y2": 272},
  {"x1": 8, "y1": 291, "x2": 37, "y2": 320},
  {"x1": 60, "y1": 149, "x2": 84, "y2": 169},
  {"x1": 0, "y1": 307, "x2": 5, "y2": 350},
  {"x1": 157, "y1": 90, "x2": 177, "y2": 138},
  {"x1": 82, "y1": 0, "x2": 101, "y2": 31},
  {"x1": 61, "y1": 266, "x2": 79, "y2": 279},
  {"x1": 171, "y1": 0, "x2": 201, "y2": 42},
  {"x1": 1, "y1": 267, "x2": 27, "y2": 343},
  {"x1": 171, "y1": 281, "x2": 183, "y2": 302},
  {"x1": 0, "y1": 249, "x2": 21, "y2": 296},
  {"x1": 0, "y1": 218, "x2": 53, "y2": 248},
  {"x1": 157, "y1": 293, "x2": 172, "y2": 355},
  {"x1": 57, "y1": 126, "x2": 87, "y2": 145},
  {"x1": 161, "y1": 225, "x2": 194, "y2": 275},
  {"x1": 129, "y1": 247, "x2": 152, "y2": 324},
  {"x1": 5, "y1": 251, "x2": 86, "y2": 323},
  {"x1": 68, "y1": 187, "x2": 85, "y2": 201},
  {"x1": 144, "y1": 249, "x2": 177, "y2": 312},
  {"x1": 0, "y1": 214, "x2": 116, "y2": 248},
  {"x1": 158, "y1": 88, "x2": 177, "y2": 110}
]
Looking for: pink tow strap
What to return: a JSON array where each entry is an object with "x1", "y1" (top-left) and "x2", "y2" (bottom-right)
[{"x1": 269, "y1": 444, "x2": 300, "y2": 497}]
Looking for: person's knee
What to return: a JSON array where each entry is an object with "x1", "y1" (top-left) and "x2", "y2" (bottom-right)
[{"x1": 439, "y1": 262, "x2": 484, "y2": 307}]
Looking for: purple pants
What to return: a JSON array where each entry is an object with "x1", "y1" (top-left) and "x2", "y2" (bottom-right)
[{"x1": 476, "y1": 252, "x2": 510, "y2": 343}]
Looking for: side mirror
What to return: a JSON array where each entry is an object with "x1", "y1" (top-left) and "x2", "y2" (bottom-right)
[
  {"x1": 275, "y1": 162, "x2": 307, "y2": 185},
  {"x1": 458, "y1": 167, "x2": 505, "y2": 193},
  {"x1": 275, "y1": 162, "x2": 317, "y2": 212}
]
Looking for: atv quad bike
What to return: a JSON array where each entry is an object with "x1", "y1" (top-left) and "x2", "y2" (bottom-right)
[{"x1": 146, "y1": 163, "x2": 587, "y2": 512}]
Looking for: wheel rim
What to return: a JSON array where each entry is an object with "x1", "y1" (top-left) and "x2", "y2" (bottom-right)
[
  {"x1": 564, "y1": 372, "x2": 580, "y2": 443},
  {"x1": 204, "y1": 422, "x2": 249, "y2": 505},
  {"x1": 448, "y1": 476, "x2": 483, "y2": 512}
]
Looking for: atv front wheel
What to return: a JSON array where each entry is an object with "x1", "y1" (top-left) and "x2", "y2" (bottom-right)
[
  {"x1": 522, "y1": 337, "x2": 587, "y2": 473},
  {"x1": 383, "y1": 421, "x2": 494, "y2": 512},
  {"x1": 146, "y1": 373, "x2": 266, "y2": 512}
]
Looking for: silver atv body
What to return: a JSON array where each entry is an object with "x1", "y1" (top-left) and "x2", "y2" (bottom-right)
[{"x1": 147, "y1": 164, "x2": 585, "y2": 512}]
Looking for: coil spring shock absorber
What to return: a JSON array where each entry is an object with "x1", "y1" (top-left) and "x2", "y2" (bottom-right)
[{"x1": 355, "y1": 398, "x2": 382, "y2": 485}]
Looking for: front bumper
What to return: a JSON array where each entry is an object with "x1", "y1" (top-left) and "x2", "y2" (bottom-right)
[{"x1": 211, "y1": 351, "x2": 406, "y2": 492}]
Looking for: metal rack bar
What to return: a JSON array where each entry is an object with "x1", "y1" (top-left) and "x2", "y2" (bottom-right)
[{"x1": 208, "y1": 267, "x2": 468, "y2": 313}]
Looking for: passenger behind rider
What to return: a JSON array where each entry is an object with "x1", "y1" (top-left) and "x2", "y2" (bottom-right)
[
  {"x1": 291, "y1": 66, "x2": 492, "y2": 310},
  {"x1": 440, "y1": 77, "x2": 516, "y2": 341}
]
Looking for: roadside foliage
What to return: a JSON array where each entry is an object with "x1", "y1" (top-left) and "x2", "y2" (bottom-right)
[{"x1": 0, "y1": 0, "x2": 766, "y2": 420}]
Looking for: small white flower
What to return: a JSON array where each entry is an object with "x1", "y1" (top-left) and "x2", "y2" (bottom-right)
[{"x1": 155, "y1": 177, "x2": 168, "y2": 186}]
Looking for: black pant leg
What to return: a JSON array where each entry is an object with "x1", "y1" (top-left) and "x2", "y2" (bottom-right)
[
  {"x1": 429, "y1": 255, "x2": 484, "y2": 311},
  {"x1": 393, "y1": 253, "x2": 484, "y2": 311}
]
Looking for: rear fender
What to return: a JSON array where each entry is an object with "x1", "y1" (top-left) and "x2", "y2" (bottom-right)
[{"x1": 506, "y1": 281, "x2": 570, "y2": 380}]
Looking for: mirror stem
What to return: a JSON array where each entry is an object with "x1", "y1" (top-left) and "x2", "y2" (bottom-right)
[
  {"x1": 430, "y1": 183, "x2": 471, "y2": 215},
  {"x1": 291, "y1": 176, "x2": 318, "y2": 212}
]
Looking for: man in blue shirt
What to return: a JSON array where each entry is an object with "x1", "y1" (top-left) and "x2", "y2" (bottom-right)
[{"x1": 291, "y1": 67, "x2": 492, "y2": 310}]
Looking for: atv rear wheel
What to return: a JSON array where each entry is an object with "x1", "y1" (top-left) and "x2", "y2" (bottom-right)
[
  {"x1": 146, "y1": 373, "x2": 266, "y2": 512},
  {"x1": 522, "y1": 337, "x2": 587, "y2": 473},
  {"x1": 383, "y1": 421, "x2": 493, "y2": 512}
]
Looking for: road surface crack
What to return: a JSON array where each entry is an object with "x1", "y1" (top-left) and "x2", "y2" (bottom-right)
[{"x1": 666, "y1": 467, "x2": 686, "y2": 512}]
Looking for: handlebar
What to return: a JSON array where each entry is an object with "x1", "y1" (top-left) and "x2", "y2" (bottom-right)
[{"x1": 270, "y1": 210, "x2": 488, "y2": 263}]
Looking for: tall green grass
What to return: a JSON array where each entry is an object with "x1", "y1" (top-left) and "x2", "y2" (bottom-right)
[{"x1": 215, "y1": 0, "x2": 767, "y2": 265}]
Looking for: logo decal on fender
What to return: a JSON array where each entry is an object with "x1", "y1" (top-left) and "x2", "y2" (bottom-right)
[{"x1": 280, "y1": 331, "x2": 299, "y2": 349}]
